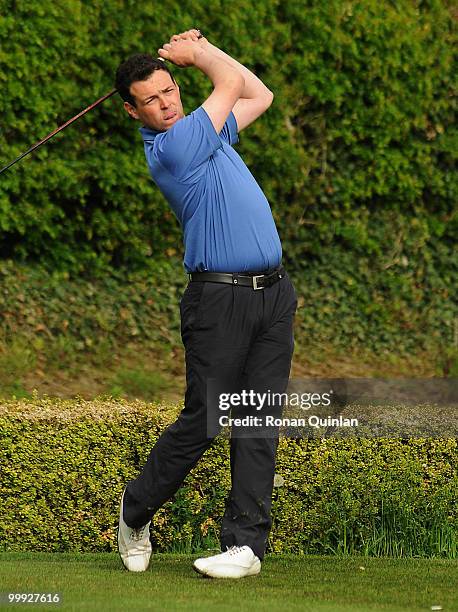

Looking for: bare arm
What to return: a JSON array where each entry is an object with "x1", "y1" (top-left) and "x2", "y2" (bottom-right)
[
  {"x1": 202, "y1": 42, "x2": 274, "y2": 132},
  {"x1": 168, "y1": 30, "x2": 274, "y2": 132},
  {"x1": 158, "y1": 38, "x2": 245, "y2": 134},
  {"x1": 202, "y1": 43, "x2": 273, "y2": 101}
]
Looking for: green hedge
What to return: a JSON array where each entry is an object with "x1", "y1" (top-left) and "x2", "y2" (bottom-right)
[
  {"x1": 0, "y1": 0, "x2": 455, "y2": 274},
  {"x1": 1, "y1": 2, "x2": 456, "y2": 355},
  {"x1": 0, "y1": 397, "x2": 456, "y2": 557},
  {"x1": 0, "y1": 256, "x2": 456, "y2": 368}
]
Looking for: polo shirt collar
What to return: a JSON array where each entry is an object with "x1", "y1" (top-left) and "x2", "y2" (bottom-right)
[{"x1": 139, "y1": 125, "x2": 164, "y2": 142}]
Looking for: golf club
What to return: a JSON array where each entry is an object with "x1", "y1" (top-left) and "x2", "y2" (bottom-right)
[
  {"x1": 0, "y1": 57, "x2": 170, "y2": 176},
  {"x1": 0, "y1": 89, "x2": 119, "y2": 176}
]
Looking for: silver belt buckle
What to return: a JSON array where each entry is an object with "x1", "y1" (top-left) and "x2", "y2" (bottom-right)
[{"x1": 252, "y1": 274, "x2": 264, "y2": 290}]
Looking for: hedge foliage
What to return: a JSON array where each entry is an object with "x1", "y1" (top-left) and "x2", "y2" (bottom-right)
[
  {"x1": 0, "y1": 397, "x2": 456, "y2": 557},
  {"x1": 0, "y1": 258, "x2": 184, "y2": 360},
  {"x1": 0, "y1": 255, "x2": 455, "y2": 367},
  {"x1": 0, "y1": 2, "x2": 456, "y2": 355},
  {"x1": 0, "y1": 0, "x2": 455, "y2": 271}
]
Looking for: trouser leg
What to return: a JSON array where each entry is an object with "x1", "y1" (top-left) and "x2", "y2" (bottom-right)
[
  {"x1": 123, "y1": 374, "x2": 218, "y2": 528},
  {"x1": 220, "y1": 274, "x2": 297, "y2": 560},
  {"x1": 123, "y1": 272, "x2": 297, "y2": 559},
  {"x1": 123, "y1": 280, "x2": 249, "y2": 527}
]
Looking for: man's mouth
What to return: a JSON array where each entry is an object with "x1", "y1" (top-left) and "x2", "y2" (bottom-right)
[{"x1": 164, "y1": 113, "x2": 176, "y2": 120}]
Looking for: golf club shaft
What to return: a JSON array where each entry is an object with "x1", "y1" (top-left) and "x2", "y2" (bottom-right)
[{"x1": 0, "y1": 88, "x2": 118, "y2": 176}]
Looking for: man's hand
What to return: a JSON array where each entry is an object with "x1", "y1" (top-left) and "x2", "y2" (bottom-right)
[
  {"x1": 160, "y1": 30, "x2": 272, "y2": 132},
  {"x1": 160, "y1": 31, "x2": 244, "y2": 134},
  {"x1": 169, "y1": 29, "x2": 208, "y2": 46},
  {"x1": 157, "y1": 38, "x2": 204, "y2": 67}
]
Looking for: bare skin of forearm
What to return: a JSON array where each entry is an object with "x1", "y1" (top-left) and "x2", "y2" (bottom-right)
[
  {"x1": 193, "y1": 46, "x2": 245, "y2": 92},
  {"x1": 203, "y1": 42, "x2": 272, "y2": 100}
]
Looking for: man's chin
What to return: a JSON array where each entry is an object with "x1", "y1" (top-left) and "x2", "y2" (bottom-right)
[
  {"x1": 145, "y1": 113, "x2": 182, "y2": 132},
  {"x1": 163, "y1": 114, "x2": 180, "y2": 128}
]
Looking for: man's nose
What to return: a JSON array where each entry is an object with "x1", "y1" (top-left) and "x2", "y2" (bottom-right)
[{"x1": 159, "y1": 95, "x2": 169, "y2": 108}]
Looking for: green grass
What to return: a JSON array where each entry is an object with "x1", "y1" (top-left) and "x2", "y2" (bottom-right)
[
  {"x1": 108, "y1": 367, "x2": 172, "y2": 401},
  {"x1": 0, "y1": 553, "x2": 456, "y2": 611}
]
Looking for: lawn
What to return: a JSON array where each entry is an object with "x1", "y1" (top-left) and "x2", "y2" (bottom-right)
[{"x1": 0, "y1": 553, "x2": 455, "y2": 611}]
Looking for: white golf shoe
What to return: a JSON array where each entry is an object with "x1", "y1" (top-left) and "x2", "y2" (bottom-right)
[
  {"x1": 117, "y1": 489, "x2": 152, "y2": 572},
  {"x1": 193, "y1": 545, "x2": 261, "y2": 578}
]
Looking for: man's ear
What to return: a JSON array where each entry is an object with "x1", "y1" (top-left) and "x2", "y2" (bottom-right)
[{"x1": 124, "y1": 101, "x2": 139, "y2": 120}]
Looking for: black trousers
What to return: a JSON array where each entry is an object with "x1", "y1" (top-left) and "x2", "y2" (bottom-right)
[{"x1": 123, "y1": 269, "x2": 297, "y2": 560}]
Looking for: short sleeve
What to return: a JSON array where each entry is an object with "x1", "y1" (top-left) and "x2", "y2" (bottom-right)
[
  {"x1": 153, "y1": 106, "x2": 222, "y2": 180},
  {"x1": 219, "y1": 112, "x2": 239, "y2": 146}
]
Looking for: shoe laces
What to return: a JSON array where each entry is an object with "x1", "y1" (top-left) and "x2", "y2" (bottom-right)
[
  {"x1": 226, "y1": 545, "x2": 245, "y2": 556},
  {"x1": 130, "y1": 525, "x2": 148, "y2": 542}
]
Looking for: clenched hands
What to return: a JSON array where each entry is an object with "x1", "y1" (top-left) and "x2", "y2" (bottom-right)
[{"x1": 158, "y1": 29, "x2": 209, "y2": 67}]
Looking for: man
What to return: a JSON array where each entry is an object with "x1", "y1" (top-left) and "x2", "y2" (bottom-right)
[{"x1": 115, "y1": 29, "x2": 297, "y2": 579}]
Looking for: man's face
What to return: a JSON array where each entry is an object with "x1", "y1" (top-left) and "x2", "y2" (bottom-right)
[{"x1": 124, "y1": 70, "x2": 184, "y2": 131}]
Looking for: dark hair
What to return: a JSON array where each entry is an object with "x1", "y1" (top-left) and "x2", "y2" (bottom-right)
[{"x1": 114, "y1": 53, "x2": 176, "y2": 107}]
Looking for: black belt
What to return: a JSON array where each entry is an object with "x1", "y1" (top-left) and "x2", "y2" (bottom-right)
[{"x1": 189, "y1": 265, "x2": 285, "y2": 290}]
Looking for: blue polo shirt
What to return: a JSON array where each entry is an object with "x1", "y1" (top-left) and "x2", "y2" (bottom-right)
[{"x1": 139, "y1": 106, "x2": 282, "y2": 273}]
